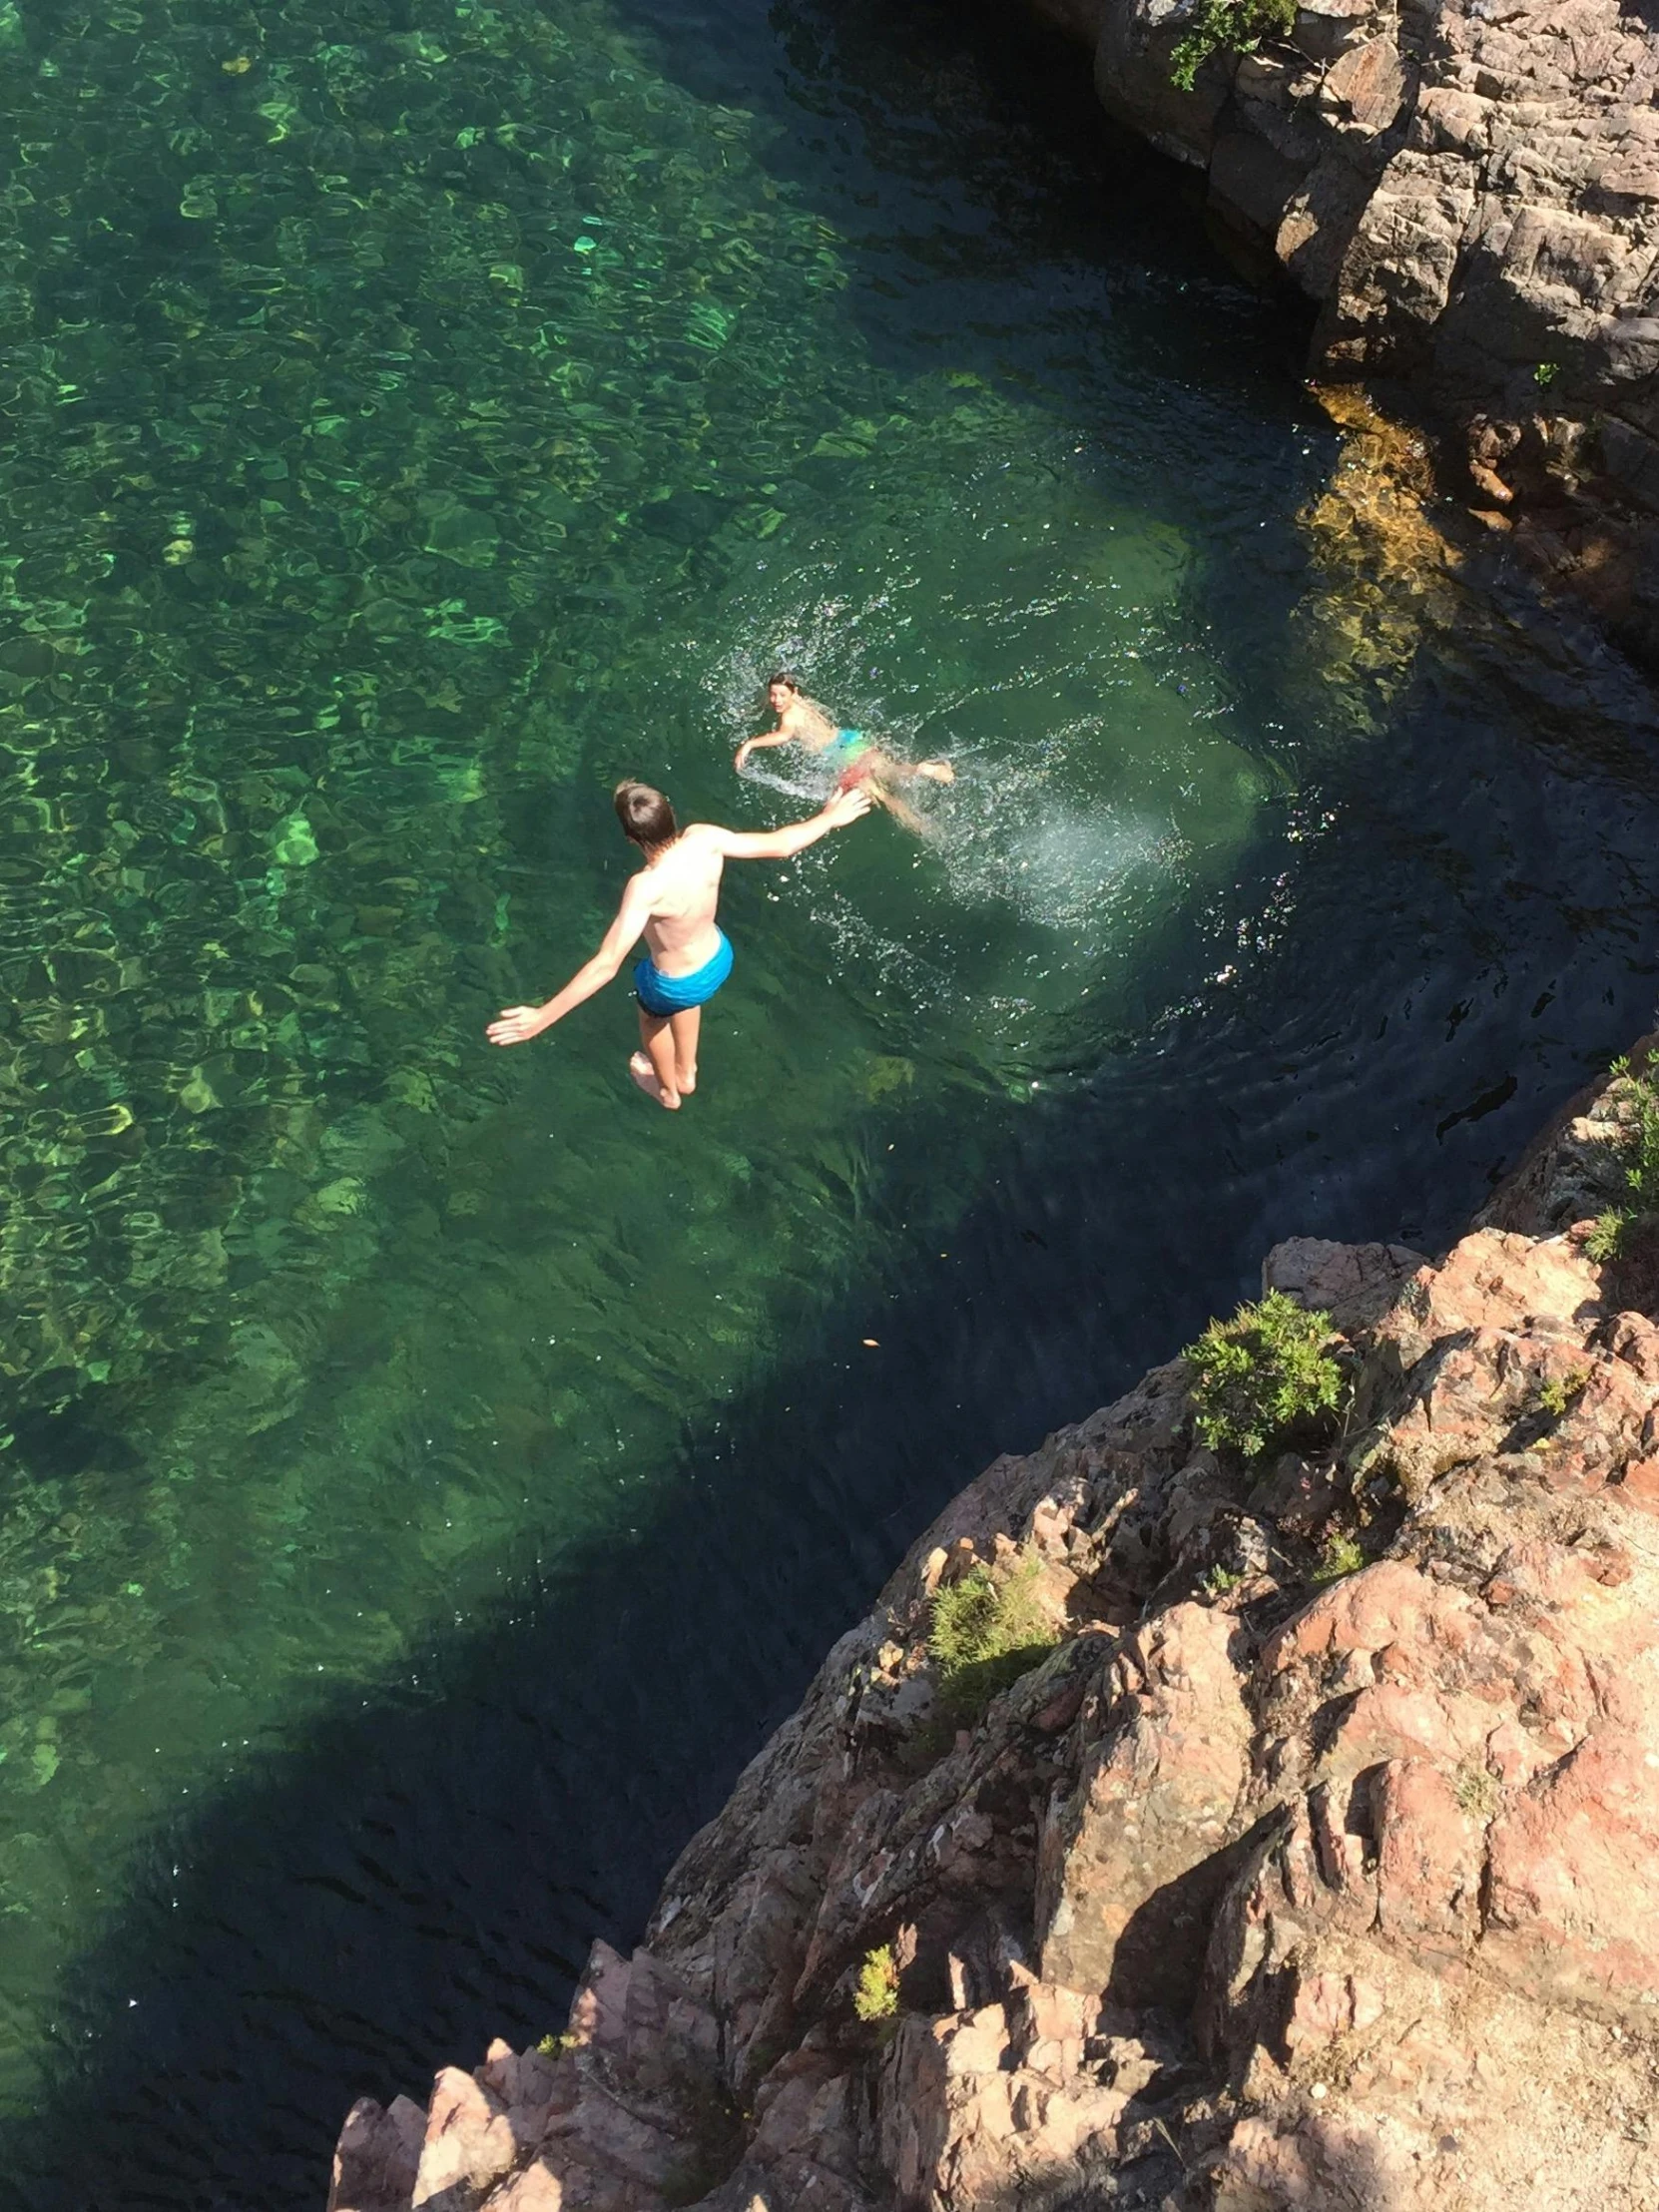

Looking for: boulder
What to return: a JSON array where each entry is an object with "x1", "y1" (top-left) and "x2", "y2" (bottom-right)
[
  {"x1": 1262, "y1": 1238, "x2": 1426, "y2": 1334},
  {"x1": 329, "y1": 2097, "x2": 426, "y2": 2212}
]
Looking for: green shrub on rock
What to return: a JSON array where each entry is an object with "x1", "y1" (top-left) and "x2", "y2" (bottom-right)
[
  {"x1": 1585, "y1": 1058, "x2": 1659, "y2": 1262},
  {"x1": 1454, "y1": 1760, "x2": 1502, "y2": 1820},
  {"x1": 1169, "y1": 0, "x2": 1296, "y2": 91},
  {"x1": 853, "y1": 1944, "x2": 900, "y2": 2023},
  {"x1": 1186, "y1": 1291, "x2": 1347, "y2": 1459},
  {"x1": 1586, "y1": 1212, "x2": 1628, "y2": 1261},
  {"x1": 927, "y1": 1555, "x2": 1058, "y2": 1724}
]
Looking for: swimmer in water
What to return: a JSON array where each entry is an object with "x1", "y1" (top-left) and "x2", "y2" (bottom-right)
[
  {"x1": 734, "y1": 673, "x2": 954, "y2": 835},
  {"x1": 486, "y1": 778, "x2": 872, "y2": 1109}
]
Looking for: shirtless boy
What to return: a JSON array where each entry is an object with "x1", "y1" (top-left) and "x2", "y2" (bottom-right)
[
  {"x1": 485, "y1": 779, "x2": 871, "y2": 1108},
  {"x1": 734, "y1": 674, "x2": 953, "y2": 834}
]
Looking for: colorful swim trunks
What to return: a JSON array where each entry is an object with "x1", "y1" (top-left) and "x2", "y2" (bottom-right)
[
  {"x1": 832, "y1": 728, "x2": 875, "y2": 790},
  {"x1": 634, "y1": 928, "x2": 734, "y2": 1017}
]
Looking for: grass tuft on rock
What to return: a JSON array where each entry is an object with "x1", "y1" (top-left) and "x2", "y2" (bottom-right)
[
  {"x1": 927, "y1": 1555, "x2": 1059, "y2": 1724},
  {"x1": 1535, "y1": 1368, "x2": 1588, "y2": 1419},
  {"x1": 1454, "y1": 1760, "x2": 1502, "y2": 1820},
  {"x1": 1186, "y1": 1290, "x2": 1347, "y2": 1460},
  {"x1": 1312, "y1": 1528, "x2": 1367, "y2": 1584},
  {"x1": 1169, "y1": 0, "x2": 1296, "y2": 90}
]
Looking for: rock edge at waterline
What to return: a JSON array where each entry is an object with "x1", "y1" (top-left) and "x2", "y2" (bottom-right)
[
  {"x1": 1031, "y1": 0, "x2": 1659, "y2": 663},
  {"x1": 330, "y1": 1037, "x2": 1659, "y2": 2212}
]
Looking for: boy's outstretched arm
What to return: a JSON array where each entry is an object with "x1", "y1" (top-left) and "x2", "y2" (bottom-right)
[
  {"x1": 713, "y1": 786, "x2": 870, "y2": 858},
  {"x1": 487, "y1": 876, "x2": 654, "y2": 1046}
]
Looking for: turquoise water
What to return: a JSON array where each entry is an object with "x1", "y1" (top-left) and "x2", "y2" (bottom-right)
[{"x1": 5, "y1": 0, "x2": 1659, "y2": 2200}]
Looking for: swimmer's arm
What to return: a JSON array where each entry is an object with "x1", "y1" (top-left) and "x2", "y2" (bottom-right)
[
  {"x1": 486, "y1": 877, "x2": 653, "y2": 1046},
  {"x1": 704, "y1": 787, "x2": 871, "y2": 860},
  {"x1": 734, "y1": 727, "x2": 794, "y2": 770}
]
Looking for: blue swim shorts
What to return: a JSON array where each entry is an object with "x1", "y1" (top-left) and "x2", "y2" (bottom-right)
[{"x1": 634, "y1": 928, "x2": 734, "y2": 1017}]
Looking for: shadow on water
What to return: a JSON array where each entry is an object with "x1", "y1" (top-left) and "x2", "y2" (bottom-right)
[
  {"x1": 613, "y1": 0, "x2": 1327, "y2": 447},
  {"x1": 16, "y1": 630, "x2": 1659, "y2": 2205},
  {"x1": 618, "y1": 0, "x2": 1280, "y2": 326}
]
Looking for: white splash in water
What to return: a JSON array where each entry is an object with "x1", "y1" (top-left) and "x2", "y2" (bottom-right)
[{"x1": 926, "y1": 740, "x2": 1179, "y2": 935}]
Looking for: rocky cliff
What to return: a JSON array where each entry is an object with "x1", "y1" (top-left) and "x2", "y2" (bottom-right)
[
  {"x1": 329, "y1": 1037, "x2": 1659, "y2": 2211},
  {"x1": 1029, "y1": 0, "x2": 1659, "y2": 660}
]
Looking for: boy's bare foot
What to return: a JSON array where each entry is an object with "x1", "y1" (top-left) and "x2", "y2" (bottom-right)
[
  {"x1": 629, "y1": 1050, "x2": 681, "y2": 1109},
  {"x1": 677, "y1": 1069, "x2": 697, "y2": 1095},
  {"x1": 916, "y1": 760, "x2": 954, "y2": 784}
]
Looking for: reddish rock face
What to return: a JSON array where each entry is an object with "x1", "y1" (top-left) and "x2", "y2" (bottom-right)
[
  {"x1": 1485, "y1": 1730, "x2": 1659, "y2": 2017},
  {"x1": 329, "y1": 1051, "x2": 1659, "y2": 2212},
  {"x1": 1037, "y1": 1604, "x2": 1253, "y2": 2007}
]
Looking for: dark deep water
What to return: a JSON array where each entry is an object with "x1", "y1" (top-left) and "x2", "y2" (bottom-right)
[{"x1": 2, "y1": 0, "x2": 1658, "y2": 2202}]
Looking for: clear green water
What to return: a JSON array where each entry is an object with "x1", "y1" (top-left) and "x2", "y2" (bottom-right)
[{"x1": 5, "y1": 0, "x2": 1659, "y2": 2201}]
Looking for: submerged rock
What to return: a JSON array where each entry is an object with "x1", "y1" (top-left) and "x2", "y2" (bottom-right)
[{"x1": 330, "y1": 1043, "x2": 1659, "y2": 2210}]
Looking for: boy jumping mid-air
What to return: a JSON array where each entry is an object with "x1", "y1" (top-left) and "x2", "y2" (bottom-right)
[
  {"x1": 734, "y1": 673, "x2": 953, "y2": 834},
  {"x1": 486, "y1": 779, "x2": 871, "y2": 1108}
]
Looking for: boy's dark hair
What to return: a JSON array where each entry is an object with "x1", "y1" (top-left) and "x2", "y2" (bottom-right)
[
  {"x1": 614, "y1": 781, "x2": 678, "y2": 849},
  {"x1": 767, "y1": 671, "x2": 801, "y2": 692}
]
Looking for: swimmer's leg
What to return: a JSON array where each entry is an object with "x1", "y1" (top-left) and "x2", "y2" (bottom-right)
[
  {"x1": 866, "y1": 775, "x2": 929, "y2": 836},
  {"x1": 669, "y1": 1005, "x2": 701, "y2": 1096},
  {"x1": 878, "y1": 752, "x2": 954, "y2": 788},
  {"x1": 631, "y1": 1009, "x2": 683, "y2": 1109}
]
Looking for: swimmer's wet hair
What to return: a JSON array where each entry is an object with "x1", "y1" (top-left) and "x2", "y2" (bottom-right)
[
  {"x1": 614, "y1": 781, "x2": 678, "y2": 848},
  {"x1": 767, "y1": 671, "x2": 801, "y2": 692}
]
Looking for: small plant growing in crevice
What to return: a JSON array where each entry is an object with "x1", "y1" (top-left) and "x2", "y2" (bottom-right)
[
  {"x1": 1202, "y1": 1562, "x2": 1245, "y2": 1598},
  {"x1": 853, "y1": 1943, "x2": 900, "y2": 2023},
  {"x1": 1187, "y1": 1291, "x2": 1348, "y2": 1460},
  {"x1": 1583, "y1": 1057, "x2": 1659, "y2": 1265},
  {"x1": 1534, "y1": 1368, "x2": 1588, "y2": 1419},
  {"x1": 1312, "y1": 1528, "x2": 1367, "y2": 1584},
  {"x1": 1169, "y1": 0, "x2": 1296, "y2": 91},
  {"x1": 535, "y1": 2030, "x2": 578, "y2": 2058},
  {"x1": 927, "y1": 1554, "x2": 1059, "y2": 1723},
  {"x1": 1534, "y1": 361, "x2": 1559, "y2": 387},
  {"x1": 1454, "y1": 1761, "x2": 1502, "y2": 1820}
]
